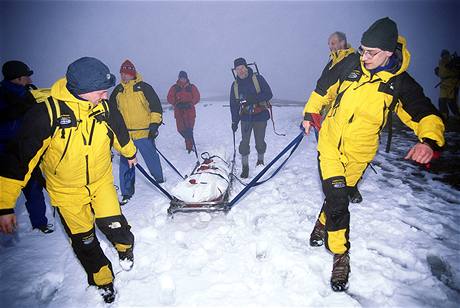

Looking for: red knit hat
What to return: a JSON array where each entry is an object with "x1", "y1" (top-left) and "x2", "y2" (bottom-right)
[{"x1": 120, "y1": 59, "x2": 136, "y2": 77}]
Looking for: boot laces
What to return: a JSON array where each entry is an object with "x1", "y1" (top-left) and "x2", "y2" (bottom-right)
[{"x1": 332, "y1": 253, "x2": 350, "y2": 282}]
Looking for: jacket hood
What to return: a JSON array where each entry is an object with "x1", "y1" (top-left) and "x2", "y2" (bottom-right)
[
  {"x1": 176, "y1": 79, "x2": 190, "y2": 87},
  {"x1": 51, "y1": 78, "x2": 89, "y2": 106},
  {"x1": 122, "y1": 73, "x2": 142, "y2": 89},
  {"x1": 361, "y1": 35, "x2": 411, "y2": 82}
]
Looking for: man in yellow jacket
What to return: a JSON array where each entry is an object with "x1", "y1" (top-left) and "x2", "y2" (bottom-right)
[
  {"x1": 327, "y1": 31, "x2": 355, "y2": 69},
  {"x1": 0, "y1": 57, "x2": 137, "y2": 303},
  {"x1": 302, "y1": 17, "x2": 445, "y2": 292},
  {"x1": 109, "y1": 60, "x2": 163, "y2": 205}
]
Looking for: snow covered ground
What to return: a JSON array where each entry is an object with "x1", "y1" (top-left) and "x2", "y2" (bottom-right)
[{"x1": 1, "y1": 101, "x2": 459, "y2": 307}]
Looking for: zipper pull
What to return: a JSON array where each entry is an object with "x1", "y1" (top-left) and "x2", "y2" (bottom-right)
[{"x1": 61, "y1": 128, "x2": 65, "y2": 139}]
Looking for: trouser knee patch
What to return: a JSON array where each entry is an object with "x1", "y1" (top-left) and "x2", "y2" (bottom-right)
[
  {"x1": 96, "y1": 215, "x2": 134, "y2": 247},
  {"x1": 322, "y1": 176, "x2": 350, "y2": 230}
]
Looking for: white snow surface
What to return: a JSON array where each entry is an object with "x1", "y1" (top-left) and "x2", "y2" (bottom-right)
[{"x1": 1, "y1": 102, "x2": 459, "y2": 307}]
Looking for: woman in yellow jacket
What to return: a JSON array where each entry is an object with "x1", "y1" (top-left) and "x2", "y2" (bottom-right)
[
  {"x1": 0, "y1": 57, "x2": 137, "y2": 303},
  {"x1": 302, "y1": 18, "x2": 445, "y2": 292}
]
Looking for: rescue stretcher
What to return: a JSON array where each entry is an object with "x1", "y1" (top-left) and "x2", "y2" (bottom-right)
[{"x1": 167, "y1": 153, "x2": 234, "y2": 215}]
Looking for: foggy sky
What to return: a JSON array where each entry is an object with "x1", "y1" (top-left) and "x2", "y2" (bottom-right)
[{"x1": 1, "y1": 0, "x2": 459, "y2": 104}]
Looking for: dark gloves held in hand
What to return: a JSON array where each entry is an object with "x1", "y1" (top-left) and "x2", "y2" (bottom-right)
[
  {"x1": 176, "y1": 102, "x2": 192, "y2": 110},
  {"x1": 149, "y1": 123, "x2": 159, "y2": 140}
]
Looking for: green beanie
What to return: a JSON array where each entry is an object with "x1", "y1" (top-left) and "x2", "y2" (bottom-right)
[{"x1": 361, "y1": 17, "x2": 398, "y2": 52}]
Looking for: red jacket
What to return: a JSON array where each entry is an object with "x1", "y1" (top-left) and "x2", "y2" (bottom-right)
[{"x1": 167, "y1": 80, "x2": 200, "y2": 118}]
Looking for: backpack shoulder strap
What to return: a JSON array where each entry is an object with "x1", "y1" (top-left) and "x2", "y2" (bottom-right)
[
  {"x1": 252, "y1": 74, "x2": 261, "y2": 94},
  {"x1": 43, "y1": 96, "x2": 61, "y2": 136},
  {"x1": 233, "y1": 80, "x2": 239, "y2": 100}
]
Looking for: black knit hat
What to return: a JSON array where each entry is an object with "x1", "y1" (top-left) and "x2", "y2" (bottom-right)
[
  {"x1": 178, "y1": 70, "x2": 188, "y2": 79},
  {"x1": 2, "y1": 60, "x2": 33, "y2": 80},
  {"x1": 234, "y1": 57, "x2": 247, "y2": 68},
  {"x1": 66, "y1": 57, "x2": 115, "y2": 95},
  {"x1": 361, "y1": 17, "x2": 398, "y2": 52}
]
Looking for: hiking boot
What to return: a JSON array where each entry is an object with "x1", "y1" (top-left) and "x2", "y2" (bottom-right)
[
  {"x1": 309, "y1": 220, "x2": 325, "y2": 247},
  {"x1": 118, "y1": 248, "x2": 134, "y2": 271},
  {"x1": 35, "y1": 224, "x2": 54, "y2": 234},
  {"x1": 240, "y1": 165, "x2": 249, "y2": 178},
  {"x1": 119, "y1": 195, "x2": 131, "y2": 206},
  {"x1": 98, "y1": 283, "x2": 116, "y2": 303},
  {"x1": 349, "y1": 187, "x2": 363, "y2": 204},
  {"x1": 256, "y1": 154, "x2": 264, "y2": 167},
  {"x1": 331, "y1": 252, "x2": 350, "y2": 292}
]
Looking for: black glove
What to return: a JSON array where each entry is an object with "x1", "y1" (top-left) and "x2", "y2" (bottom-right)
[
  {"x1": 232, "y1": 122, "x2": 238, "y2": 132},
  {"x1": 149, "y1": 123, "x2": 159, "y2": 140},
  {"x1": 176, "y1": 102, "x2": 192, "y2": 110}
]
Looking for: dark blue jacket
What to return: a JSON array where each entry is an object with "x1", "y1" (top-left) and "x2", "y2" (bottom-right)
[
  {"x1": 230, "y1": 68, "x2": 272, "y2": 123},
  {"x1": 0, "y1": 80, "x2": 36, "y2": 148}
]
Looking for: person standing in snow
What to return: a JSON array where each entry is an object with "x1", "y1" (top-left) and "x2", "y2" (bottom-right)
[
  {"x1": 109, "y1": 59, "x2": 164, "y2": 206},
  {"x1": 435, "y1": 49, "x2": 460, "y2": 121},
  {"x1": 230, "y1": 57, "x2": 273, "y2": 178},
  {"x1": 302, "y1": 17, "x2": 445, "y2": 292},
  {"x1": 0, "y1": 57, "x2": 137, "y2": 303},
  {"x1": 167, "y1": 70, "x2": 200, "y2": 153},
  {"x1": 0, "y1": 60, "x2": 53, "y2": 234}
]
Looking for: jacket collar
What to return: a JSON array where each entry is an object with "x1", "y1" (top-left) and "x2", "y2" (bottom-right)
[{"x1": 50, "y1": 78, "x2": 94, "y2": 112}]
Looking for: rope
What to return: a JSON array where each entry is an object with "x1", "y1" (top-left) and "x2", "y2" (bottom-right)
[{"x1": 268, "y1": 104, "x2": 286, "y2": 136}]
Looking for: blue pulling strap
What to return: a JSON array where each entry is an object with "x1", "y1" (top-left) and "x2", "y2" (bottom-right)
[
  {"x1": 136, "y1": 164, "x2": 174, "y2": 200},
  {"x1": 226, "y1": 132, "x2": 304, "y2": 210}
]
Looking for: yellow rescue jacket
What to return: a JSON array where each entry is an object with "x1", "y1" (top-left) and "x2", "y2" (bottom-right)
[
  {"x1": 109, "y1": 74, "x2": 162, "y2": 140},
  {"x1": 304, "y1": 36, "x2": 445, "y2": 165},
  {"x1": 0, "y1": 78, "x2": 136, "y2": 212}
]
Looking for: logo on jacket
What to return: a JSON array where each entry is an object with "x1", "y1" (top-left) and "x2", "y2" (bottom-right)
[
  {"x1": 332, "y1": 179, "x2": 346, "y2": 189},
  {"x1": 82, "y1": 233, "x2": 95, "y2": 245},
  {"x1": 58, "y1": 115, "x2": 72, "y2": 126},
  {"x1": 108, "y1": 222, "x2": 121, "y2": 229},
  {"x1": 347, "y1": 70, "x2": 360, "y2": 80}
]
